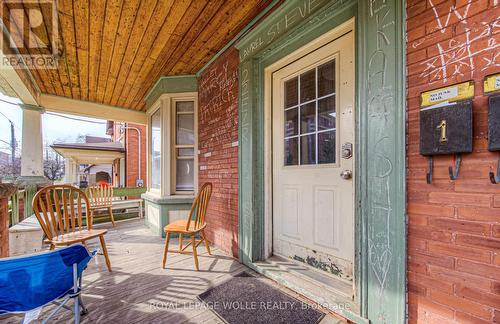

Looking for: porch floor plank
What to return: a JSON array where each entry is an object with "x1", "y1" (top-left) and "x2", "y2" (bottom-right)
[{"x1": 2, "y1": 219, "x2": 345, "y2": 323}]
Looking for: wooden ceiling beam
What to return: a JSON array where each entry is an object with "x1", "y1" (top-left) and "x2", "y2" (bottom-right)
[
  {"x1": 39, "y1": 94, "x2": 147, "y2": 124},
  {"x1": 0, "y1": 54, "x2": 39, "y2": 105}
]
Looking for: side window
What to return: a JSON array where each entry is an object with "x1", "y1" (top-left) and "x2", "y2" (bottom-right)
[
  {"x1": 174, "y1": 101, "x2": 195, "y2": 192},
  {"x1": 150, "y1": 109, "x2": 161, "y2": 190}
]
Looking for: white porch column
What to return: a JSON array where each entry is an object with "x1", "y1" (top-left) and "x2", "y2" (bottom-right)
[
  {"x1": 119, "y1": 157, "x2": 125, "y2": 186},
  {"x1": 19, "y1": 105, "x2": 47, "y2": 184},
  {"x1": 64, "y1": 158, "x2": 71, "y2": 183},
  {"x1": 71, "y1": 161, "x2": 79, "y2": 185}
]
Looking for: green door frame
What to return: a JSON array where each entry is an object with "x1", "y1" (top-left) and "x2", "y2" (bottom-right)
[{"x1": 236, "y1": 0, "x2": 406, "y2": 323}]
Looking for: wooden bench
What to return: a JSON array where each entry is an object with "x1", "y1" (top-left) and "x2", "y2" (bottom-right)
[
  {"x1": 110, "y1": 187, "x2": 146, "y2": 219},
  {"x1": 86, "y1": 186, "x2": 146, "y2": 225}
]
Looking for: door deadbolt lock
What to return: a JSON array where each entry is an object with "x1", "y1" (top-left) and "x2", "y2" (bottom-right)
[
  {"x1": 342, "y1": 142, "x2": 353, "y2": 159},
  {"x1": 340, "y1": 170, "x2": 352, "y2": 180}
]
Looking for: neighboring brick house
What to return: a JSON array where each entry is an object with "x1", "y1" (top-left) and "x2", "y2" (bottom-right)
[{"x1": 108, "y1": 122, "x2": 147, "y2": 188}]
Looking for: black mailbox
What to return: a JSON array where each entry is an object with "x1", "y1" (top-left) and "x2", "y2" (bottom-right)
[
  {"x1": 420, "y1": 100, "x2": 473, "y2": 156},
  {"x1": 488, "y1": 94, "x2": 500, "y2": 152}
]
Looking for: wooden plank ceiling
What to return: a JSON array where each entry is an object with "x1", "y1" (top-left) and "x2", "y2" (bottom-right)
[{"x1": 2, "y1": 0, "x2": 273, "y2": 111}]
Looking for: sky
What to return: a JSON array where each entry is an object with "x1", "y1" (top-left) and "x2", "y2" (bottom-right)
[{"x1": 0, "y1": 92, "x2": 109, "y2": 156}]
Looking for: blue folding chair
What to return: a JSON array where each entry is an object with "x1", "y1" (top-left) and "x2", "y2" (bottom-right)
[{"x1": 0, "y1": 244, "x2": 95, "y2": 323}]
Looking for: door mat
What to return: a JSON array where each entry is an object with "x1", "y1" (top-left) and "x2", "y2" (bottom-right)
[{"x1": 198, "y1": 272, "x2": 325, "y2": 324}]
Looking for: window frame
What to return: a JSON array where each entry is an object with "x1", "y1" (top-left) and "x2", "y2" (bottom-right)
[
  {"x1": 171, "y1": 98, "x2": 197, "y2": 195},
  {"x1": 148, "y1": 104, "x2": 162, "y2": 194},
  {"x1": 146, "y1": 92, "x2": 198, "y2": 197}
]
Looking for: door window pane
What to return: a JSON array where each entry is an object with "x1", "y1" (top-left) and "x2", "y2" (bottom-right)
[
  {"x1": 318, "y1": 96, "x2": 336, "y2": 131},
  {"x1": 318, "y1": 60, "x2": 335, "y2": 97},
  {"x1": 285, "y1": 77, "x2": 298, "y2": 108},
  {"x1": 300, "y1": 134, "x2": 316, "y2": 165},
  {"x1": 300, "y1": 102, "x2": 316, "y2": 134},
  {"x1": 284, "y1": 138, "x2": 298, "y2": 166},
  {"x1": 284, "y1": 108, "x2": 298, "y2": 137},
  {"x1": 318, "y1": 130, "x2": 336, "y2": 164},
  {"x1": 300, "y1": 69, "x2": 315, "y2": 103},
  {"x1": 151, "y1": 109, "x2": 161, "y2": 190},
  {"x1": 282, "y1": 58, "x2": 337, "y2": 166}
]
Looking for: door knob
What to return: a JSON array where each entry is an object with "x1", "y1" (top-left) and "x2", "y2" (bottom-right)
[{"x1": 340, "y1": 170, "x2": 352, "y2": 180}]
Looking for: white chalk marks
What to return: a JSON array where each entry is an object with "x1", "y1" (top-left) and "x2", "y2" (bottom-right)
[
  {"x1": 367, "y1": 0, "x2": 395, "y2": 301},
  {"x1": 198, "y1": 60, "x2": 238, "y2": 148},
  {"x1": 417, "y1": 0, "x2": 500, "y2": 83}
]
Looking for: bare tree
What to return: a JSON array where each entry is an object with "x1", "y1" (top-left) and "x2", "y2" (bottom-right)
[
  {"x1": 0, "y1": 156, "x2": 20, "y2": 180},
  {"x1": 44, "y1": 145, "x2": 64, "y2": 181}
]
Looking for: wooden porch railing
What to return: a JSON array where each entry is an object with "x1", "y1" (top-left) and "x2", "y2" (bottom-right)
[
  {"x1": 8, "y1": 185, "x2": 147, "y2": 227},
  {"x1": 1, "y1": 183, "x2": 18, "y2": 257},
  {"x1": 8, "y1": 184, "x2": 37, "y2": 227}
]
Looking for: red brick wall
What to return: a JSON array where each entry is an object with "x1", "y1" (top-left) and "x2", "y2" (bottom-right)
[
  {"x1": 125, "y1": 124, "x2": 147, "y2": 188},
  {"x1": 407, "y1": 1, "x2": 500, "y2": 322},
  {"x1": 0, "y1": 197, "x2": 8, "y2": 257},
  {"x1": 198, "y1": 47, "x2": 239, "y2": 258}
]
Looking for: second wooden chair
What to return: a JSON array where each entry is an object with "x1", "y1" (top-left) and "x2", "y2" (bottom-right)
[
  {"x1": 86, "y1": 185, "x2": 115, "y2": 226},
  {"x1": 162, "y1": 183, "x2": 212, "y2": 271}
]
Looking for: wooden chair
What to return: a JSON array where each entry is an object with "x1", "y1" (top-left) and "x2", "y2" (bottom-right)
[
  {"x1": 85, "y1": 185, "x2": 115, "y2": 226},
  {"x1": 162, "y1": 183, "x2": 213, "y2": 271},
  {"x1": 32, "y1": 185, "x2": 112, "y2": 272}
]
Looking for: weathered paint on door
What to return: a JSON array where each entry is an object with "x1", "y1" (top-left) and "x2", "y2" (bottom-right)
[{"x1": 272, "y1": 33, "x2": 355, "y2": 280}]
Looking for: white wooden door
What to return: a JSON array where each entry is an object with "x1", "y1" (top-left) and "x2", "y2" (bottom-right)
[{"x1": 272, "y1": 32, "x2": 355, "y2": 278}]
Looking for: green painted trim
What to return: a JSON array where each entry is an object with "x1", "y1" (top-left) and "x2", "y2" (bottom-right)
[
  {"x1": 113, "y1": 186, "x2": 147, "y2": 197},
  {"x1": 144, "y1": 75, "x2": 198, "y2": 108},
  {"x1": 196, "y1": 0, "x2": 282, "y2": 77},
  {"x1": 10, "y1": 191, "x2": 20, "y2": 226},
  {"x1": 235, "y1": 0, "x2": 335, "y2": 60},
  {"x1": 357, "y1": 1, "x2": 407, "y2": 322},
  {"x1": 142, "y1": 192, "x2": 194, "y2": 205},
  {"x1": 236, "y1": 0, "x2": 406, "y2": 323},
  {"x1": 143, "y1": 197, "x2": 193, "y2": 237}
]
